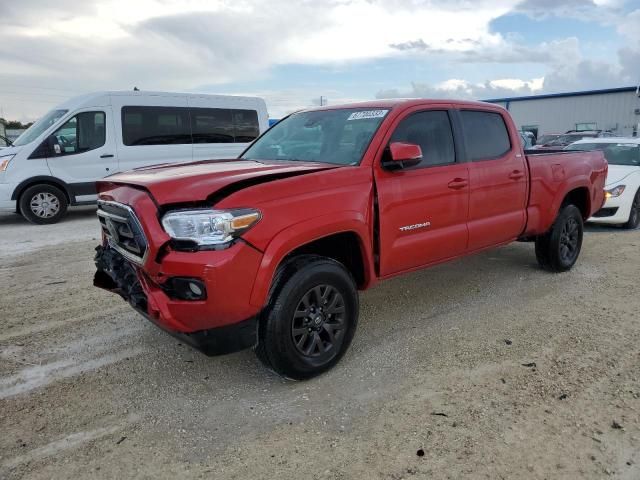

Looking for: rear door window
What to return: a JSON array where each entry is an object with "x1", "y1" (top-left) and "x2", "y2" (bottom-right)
[{"x1": 460, "y1": 110, "x2": 511, "y2": 161}]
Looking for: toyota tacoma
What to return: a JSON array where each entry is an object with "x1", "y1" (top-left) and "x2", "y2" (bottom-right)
[{"x1": 94, "y1": 99, "x2": 607, "y2": 379}]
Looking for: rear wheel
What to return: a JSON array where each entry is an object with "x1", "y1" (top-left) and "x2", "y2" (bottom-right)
[
  {"x1": 535, "y1": 204, "x2": 584, "y2": 272},
  {"x1": 623, "y1": 190, "x2": 640, "y2": 230},
  {"x1": 19, "y1": 184, "x2": 68, "y2": 225},
  {"x1": 255, "y1": 255, "x2": 359, "y2": 380}
]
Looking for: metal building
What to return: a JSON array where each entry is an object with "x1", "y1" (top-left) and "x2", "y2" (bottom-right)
[{"x1": 485, "y1": 86, "x2": 640, "y2": 138}]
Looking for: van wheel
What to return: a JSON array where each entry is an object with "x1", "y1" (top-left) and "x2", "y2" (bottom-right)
[
  {"x1": 19, "y1": 184, "x2": 68, "y2": 225},
  {"x1": 255, "y1": 255, "x2": 359, "y2": 380},
  {"x1": 535, "y1": 204, "x2": 583, "y2": 272},
  {"x1": 623, "y1": 190, "x2": 640, "y2": 230}
]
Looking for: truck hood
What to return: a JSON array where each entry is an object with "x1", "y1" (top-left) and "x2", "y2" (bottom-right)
[
  {"x1": 605, "y1": 164, "x2": 640, "y2": 186},
  {"x1": 104, "y1": 159, "x2": 337, "y2": 205}
]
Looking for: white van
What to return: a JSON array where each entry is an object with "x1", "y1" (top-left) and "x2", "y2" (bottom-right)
[{"x1": 0, "y1": 91, "x2": 269, "y2": 224}]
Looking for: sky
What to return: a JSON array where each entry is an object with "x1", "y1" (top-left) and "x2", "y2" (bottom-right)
[{"x1": 1, "y1": 0, "x2": 639, "y2": 121}]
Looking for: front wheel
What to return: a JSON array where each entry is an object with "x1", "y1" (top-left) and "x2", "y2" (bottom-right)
[
  {"x1": 19, "y1": 184, "x2": 68, "y2": 225},
  {"x1": 535, "y1": 204, "x2": 584, "y2": 272},
  {"x1": 623, "y1": 190, "x2": 640, "y2": 230},
  {"x1": 255, "y1": 255, "x2": 359, "y2": 380}
]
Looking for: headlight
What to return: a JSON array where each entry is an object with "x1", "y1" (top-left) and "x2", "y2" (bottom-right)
[
  {"x1": 0, "y1": 154, "x2": 15, "y2": 172},
  {"x1": 161, "y1": 209, "x2": 260, "y2": 246},
  {"x1": 605, "y1": 185, "x2": 625, "y2": 199}
]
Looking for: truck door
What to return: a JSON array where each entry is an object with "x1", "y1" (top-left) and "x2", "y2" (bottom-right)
[
  {"x1": 375, "y1": 107, "x2": 470, "y2": 276},
  {"x1": 457, "y1": 109, "x2": 528, "y2": 250},
  {"x1": 46, "y1": 108, "x2": 116, "y2": 202}
]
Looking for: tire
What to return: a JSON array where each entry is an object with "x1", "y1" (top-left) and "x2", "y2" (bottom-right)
[
  {"x1": 18, "y1": 184, "x2": 68, "y2": 225},
  {"x1": 623, "y1": 190, "x2": 640, "y2": 230},
  {"x1": 535, "y1": 204, "x2": 584, "y2": 272},
  {"x1": 255, "y1": 255, "x2": 359, "y2": 380}
]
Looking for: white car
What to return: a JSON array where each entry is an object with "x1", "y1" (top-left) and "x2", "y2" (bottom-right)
[
  {"x1": 0, "y1": 91, "x2": 269, "y2": 224},
  {"x1": 566, "y1": 138, "x2": 640, "y2": 229}
]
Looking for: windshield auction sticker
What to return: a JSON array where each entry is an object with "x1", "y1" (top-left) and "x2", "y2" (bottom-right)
[{"x1": 347, "y1": 110, "x2": 389, "y2": 121}]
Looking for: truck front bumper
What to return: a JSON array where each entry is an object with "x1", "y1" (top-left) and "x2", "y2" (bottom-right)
[{"x1": 94, "y1": 241, "x2": 264, "y2": 356}]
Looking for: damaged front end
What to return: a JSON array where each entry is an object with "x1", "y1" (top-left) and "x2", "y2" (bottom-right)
[{"x1": 94, "y1": 244, "x2": 147, "y2": 312}]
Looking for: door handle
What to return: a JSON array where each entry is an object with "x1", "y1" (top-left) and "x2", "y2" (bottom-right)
[
  {"x1": 509, "y1": 170, "x2": 524, "y2": 180},
  {"x1": 447, "y1": 178, "x2": 468, "y2": 190},
  {"x1": 100, "y1": 154, "x2": 114, "y2": 158}
]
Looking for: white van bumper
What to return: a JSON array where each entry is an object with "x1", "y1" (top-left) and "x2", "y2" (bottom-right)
[{"x1": 0, "y1": 183, "x2": 16, "y2": 211}]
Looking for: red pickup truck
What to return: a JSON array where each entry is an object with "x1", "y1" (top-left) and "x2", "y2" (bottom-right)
[{"x1": 94, "y1": 99, "x2": 607, "y2": 379}]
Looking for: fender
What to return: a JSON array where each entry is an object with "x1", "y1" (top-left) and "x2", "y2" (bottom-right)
[
  {"x1": 545, "y1": 175, "x2": 592, "y2": 230},
  {"x1": 249, "y1": 211, "x2": 375, "y2": 308}
]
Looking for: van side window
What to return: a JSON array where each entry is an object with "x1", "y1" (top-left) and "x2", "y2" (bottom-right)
[
  {"x1": 122, "y1": 106, "x2": 260, "y2": 146},
  {"x1": 191, "y1": 108, "x2": 260, "y2": 144},
  {"x1": 232, "y1": 109, "x2": 260, "y2": 142},
  {"x1": 191, "y1": 109, "x2": 234, "y2": 143},
  {"x1": 389, "y1": 110, "x2": 456, "y2": 168},
  {"x1": 460, "y1": 110, "x2": 511, "y2": 161},
  {"x1": 122, "y1": 106, "x2": 191, "y2": 146},
  {"x1": 52, "y1": 111, "x2": 106, "y2": 155}
]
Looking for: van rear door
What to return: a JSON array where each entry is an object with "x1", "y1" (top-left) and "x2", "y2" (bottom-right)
[{"x1": 46, "y1": 107, "x2": 116, "y2": 203}]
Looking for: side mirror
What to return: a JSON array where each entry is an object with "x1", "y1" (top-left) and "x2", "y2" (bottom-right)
[
  {"x1": 386, "y1": 142, "x2": 422, "y2": 169},
  {"x1": 47, "y1": 135, "x2": 62, "y2": 155}
]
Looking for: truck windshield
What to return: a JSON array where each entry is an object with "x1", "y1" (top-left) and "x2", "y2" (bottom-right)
[
  {"x1": 241, "y1": 108, "x2": 390, "y2": 165},
  {"x1": 13, "y1": 109, "x2": 69, "y2": 147},
  {"x1": 566, "y1": 142, "x2": 640, "y2": 166}
]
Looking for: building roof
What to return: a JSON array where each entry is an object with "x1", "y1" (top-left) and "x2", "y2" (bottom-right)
[{"x1": 484, "y1": 86, "x2": 638, "y2": 104}]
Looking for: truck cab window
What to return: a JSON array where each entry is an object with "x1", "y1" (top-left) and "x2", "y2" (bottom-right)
[
  {"x1": 52, "y1": 111, "x2": 106, "y2": 155},
  {"x1": 389, "y1": 110, "x2": 455, "y2": 168},
  {"x1": 460, "y1": 110, "x2": 511, "y2": 161}
]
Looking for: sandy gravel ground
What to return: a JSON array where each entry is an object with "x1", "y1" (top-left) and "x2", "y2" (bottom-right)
[{"x1": 0, "y1": 209, "x2": 639, "y2": 479}]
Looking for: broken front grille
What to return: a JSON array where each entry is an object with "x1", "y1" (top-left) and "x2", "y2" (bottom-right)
[{"x1": 97, "y1": 200, "x2": 148, "y2": 264}]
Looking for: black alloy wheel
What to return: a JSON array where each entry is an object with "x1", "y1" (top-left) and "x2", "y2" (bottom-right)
[
  {"x1": 558, "y1": 216, "x2": 580, "y2": 265},
  {"x1": 255, "y1": 255, "x2": 359, "y2": 380},
  {"x1": 291, "y1": 285, "x2": 346, "y2": 358},
  {"x1": 535, "y1": 204, "x2": 584, "y2": 272}
]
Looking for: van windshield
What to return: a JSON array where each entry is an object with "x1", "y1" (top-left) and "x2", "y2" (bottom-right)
[
  {"x1": 13, "y1": 109, "x2": 69, "y2": 147},
  {"x1": 241, "y1": 108, "x2": 389, "y2": 166}
]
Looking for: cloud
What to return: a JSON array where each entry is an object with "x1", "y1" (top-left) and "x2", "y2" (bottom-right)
[
  {"x1": 389, "y1": 39, "x2": 432, "y2": 52},
  {"x1": 514, "y1": 0, "x2": 625, "y2": 21},
  {"x1": 0, "y1": 0, "x2": 637, "y2": 121},
  {"x1": 376, "y1": 77, "x2": 544, "y2": 101}
]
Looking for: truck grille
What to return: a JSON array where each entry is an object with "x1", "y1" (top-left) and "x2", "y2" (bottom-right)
[{"x1": 97, "y1": 201, "x2": 148, "y2": 264}]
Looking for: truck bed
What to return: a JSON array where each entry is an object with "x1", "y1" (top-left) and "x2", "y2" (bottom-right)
[{"x1": 523, "y1": 150, "x2": 607, "y2": 236}]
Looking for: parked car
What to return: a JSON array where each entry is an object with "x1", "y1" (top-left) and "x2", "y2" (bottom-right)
[
  {"x1": 0, "y1": 91, "x2": 269, "y2": 224},
  {"x1": 93, "y1": 99, "x2": 607, "y2": 379},
  {"x1": 519, "y1": 131, "x2": 536, "y2": 149},
  {"x1": 566, "y1": 138, "x2": 640, "y2": 228},
  {"x1": 533, "y1": 130, "x2": 617, "y2": 150}
]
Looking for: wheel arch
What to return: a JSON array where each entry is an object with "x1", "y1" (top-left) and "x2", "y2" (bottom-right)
[
  {"x1": 249, "y1": 214, "x2": 375, "y2": 309},
  {"x1": 12, "y1": 176, "x2": 72, "y2": 212},
  {"x1": 560, "y1": 186, "x2": 591, "y2": 220}
]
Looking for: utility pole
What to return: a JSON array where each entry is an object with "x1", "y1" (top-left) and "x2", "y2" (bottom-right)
[{"x1": 319, "y1": 96, "x2": 326, "y2": 106}]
